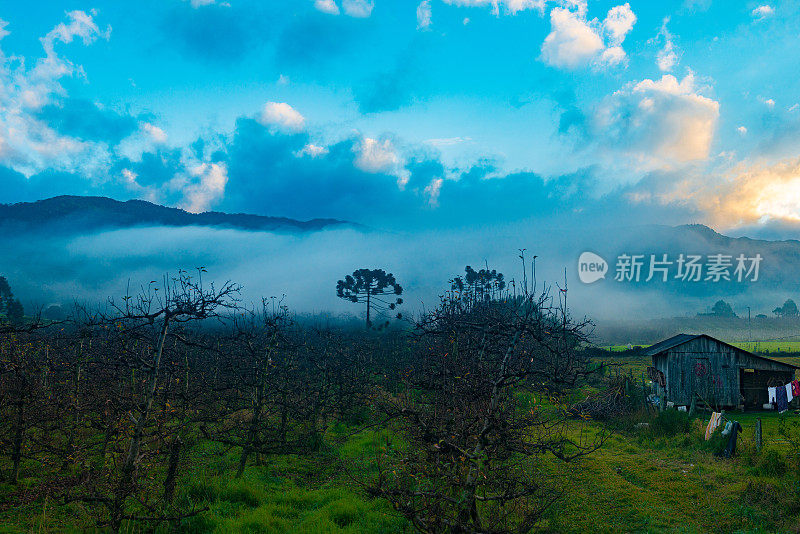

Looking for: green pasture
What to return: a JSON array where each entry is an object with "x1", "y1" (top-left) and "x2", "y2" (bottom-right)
[{"x1": 3, "y1": 355, "x2": 800, "y2": 533}]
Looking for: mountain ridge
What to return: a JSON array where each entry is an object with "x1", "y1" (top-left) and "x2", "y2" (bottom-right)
[{"x1": 0, "y1": 195, "x2": 356, "y2": 234}]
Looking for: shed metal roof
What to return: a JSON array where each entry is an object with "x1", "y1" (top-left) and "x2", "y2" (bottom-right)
[{"x1": 642, "y1": 334, "x2": 701, "y2": 356}]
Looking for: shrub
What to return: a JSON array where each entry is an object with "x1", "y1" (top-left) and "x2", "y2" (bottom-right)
[
  {"x1": 648, "y1": 410, "x2": 693, "y2": 437},
  {"x1": 697, "y1": 430, "x2": 728, "y2": 455},
  {"x1": 754, "y1": 448, "x2": 789, "y2": 477},
  {"x1": 778, "y1": 415, "x2": 800, "y2": 475},
  {"x1": 571, "y1": 373, "x2": 644, "y2": 421}
]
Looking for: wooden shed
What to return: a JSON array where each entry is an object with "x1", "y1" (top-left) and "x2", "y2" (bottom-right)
[{"x1": 644, "y1": 334, "x2": 797, "y2": 408}]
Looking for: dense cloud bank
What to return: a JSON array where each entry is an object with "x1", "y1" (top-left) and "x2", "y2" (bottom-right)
[{"x1": 3, "y1": 219, "x2": 797, "y2": 326}]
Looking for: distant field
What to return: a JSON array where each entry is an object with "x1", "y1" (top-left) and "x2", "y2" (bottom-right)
[
  {"x1": 602, "y1": 341, "x2": 800, "y2": 353},
  {"x1": 735, "y1": 341, "x2": 800, "y2": 353}
]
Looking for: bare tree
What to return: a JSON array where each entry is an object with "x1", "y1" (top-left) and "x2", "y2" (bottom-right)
[
  {"x1": 230, "y1": 298, "x2": 292, "y2": 478},
  {"x1": 357, "y1": 264, "x2": 604, "y2": 533},
  {"x1": 0, "y1": 313, "x2": 60, "y2": 484},
  {"x1": 95, "y1": 269, "x2": 239, "y2": 531}
]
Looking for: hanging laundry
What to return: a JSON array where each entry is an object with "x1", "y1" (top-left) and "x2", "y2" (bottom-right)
[
  {"x1": 768, "y1": 386, "x2": 777, "y2": 404},
  {"x1": 776, "y1": 385, "x2": 789, "y2": 413},
  {"x1": 787, "y1": 383, "x2": 795, "y2": 404},
  {"x1": 716, "y1": 421, "x2": 743, "y2": 459},
  {"x1": 721, "y1": 421, "x2": 733, "y2": 436},
  {"x1": 705, "y1": 412, "x2": 723, "y2": 441},
  {"x1": 793, "y1": 380, "x2": 800, "y2": 398}
]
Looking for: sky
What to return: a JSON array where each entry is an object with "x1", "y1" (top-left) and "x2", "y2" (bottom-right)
[
  {"x1": 3, "y1": 0, "x2": 800, "y2": 325},
  {"x1": 2, "y1": 0, "x2": 800, "y2": 235}
]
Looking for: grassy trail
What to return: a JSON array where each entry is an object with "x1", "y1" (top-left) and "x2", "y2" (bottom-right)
[{"x1": 541, "y1": 412, "x2": 799, "y2": 533}]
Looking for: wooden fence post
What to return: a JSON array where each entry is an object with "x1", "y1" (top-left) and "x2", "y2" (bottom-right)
[{"x1": 755, "y1": 418, "x2": 762, "y2": 451}]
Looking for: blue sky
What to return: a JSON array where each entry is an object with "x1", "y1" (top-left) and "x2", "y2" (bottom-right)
[{"x1": 2, "y1": 0, "x2": 800, "y2": 233}]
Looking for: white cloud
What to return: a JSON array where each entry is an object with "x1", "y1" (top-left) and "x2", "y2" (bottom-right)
[
  {"x1": 655, "y1": 17, "x2": 678, "y2": 72},
  {"x1": 40, "y1": 10, "x2": 110, "y2": 58},
  {"x1": 122, "y1": 168, "x2": 138, "y2": 185},
  {"x1": 314, "y1": 0, "x2": 340, "y2": 14},
  {"x1": 441, "y1": 0, "x2": 546, "y2": 16},
  {"x1": 762, "y1": 97, "x2": 775, "y2": 108},
  {"x1": 0, "y1": 11, "x2": 113, "y2": 177},
  {"x1": 541, "y1": 7, "x2": 604, "y2": 68},
  {"x1": 180, "y1": 162, "x2": 229, "y2": 213},
  {"x1": 186, "y1": 0, "x2": 224, "y2": 7},
  {"x1": 28, "y1": 11, "x2": 111, "y2": 108},
  {"x1": 541, "y1": 3, "x2": 635, "y2": 70},
  {"x1": 142, "y1": 123, "x2": 168, "y2": 144},
  {"x1": 737, "y1": 126, "x2": 748, "y2": 135},
  {"x1": 342, "y1": 0, "x2": 374, "y2": 17},
  {"x1": 497, "y1": 0, "x2": 546, "y2": 14},
  {"x1": 0, "y1": 19, "x2": 9, "y2": 40},
  {"x1": 602, "y1": 3, "x2": 636, "y2": 45},
  {"x1": 598, "y1": 46, "x2": 626, "y2": 67},
  {"x1": 297, "y1": 143, "x2": 329, "y2": 157},
  {"x1": 595, "y1": 73, "x2": 719, "y2": 164},
  {"x1": 426, "y1": 136, "x2": 472, "y2": 147},
  {"x1": 751, "y1": 5, "x2": 774, "y2": 19},
  {"x1": 258, "y1": 102, "x2": 306, "y2": 132},
  {"x1": 417, "y1": 0, "x2": 432, "y2": 29},
  {"x1": 679, "y1": 158, "x2": 800, "y2": 228},
  {"x1": 424, "y1": 178, "x2": 443, "y2": 207},
  {"x1": 354, "y1": 137, "x2": 400, "y2": 173},
  {"x1": 656, "y1": 42, "x2": 677, "y2": 71},
  {"x1": 277, "y1": 74, "x2": 290, "y2": 85},
  {"x1": 0, "y1": 11, "x2": 235, "y2": 212},
  {"x1": 354, "y1": 137, "x2": 410, "y2": 187},
  {"x1": 315, "y1": 0, "x2": 373, "y2": 17}
]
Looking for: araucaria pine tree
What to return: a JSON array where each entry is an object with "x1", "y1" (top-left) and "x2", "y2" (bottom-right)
[{"x1": 336, "y1": 268, "x2": 403, "y2": 328}]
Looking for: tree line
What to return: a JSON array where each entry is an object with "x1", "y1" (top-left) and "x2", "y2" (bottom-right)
[{"x1": 700, "y1": 298, "x2": 800, "y2": 318}]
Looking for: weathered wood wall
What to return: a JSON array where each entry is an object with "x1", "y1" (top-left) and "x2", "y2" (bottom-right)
[{"x1": 652, "y1": 337, "x2": 796, "y2": 407}]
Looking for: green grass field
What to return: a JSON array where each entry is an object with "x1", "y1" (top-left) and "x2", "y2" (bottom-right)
[
  {"x1": 3, "y1": 414, "x2": 798, "y2": 533},
  {"x1": 542, "y1": 411, "x2": 800, "y2": 533},
  {"x1": 2, "y1": 355, "x2": 799, "y2": 533},
  {"x1": 0, "y1": 426, "x2": 413, "y2": 534},
  {"x1": 5, "y1": 411, "x2": 797, "y2": 533}
]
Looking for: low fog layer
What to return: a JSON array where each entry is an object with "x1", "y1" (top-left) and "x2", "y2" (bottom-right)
[{"x1": 3, "y1": 219, "x2": 797, "y2": 326}]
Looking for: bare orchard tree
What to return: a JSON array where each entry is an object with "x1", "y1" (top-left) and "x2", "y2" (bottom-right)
[
  {"x1": 233, "y1": 300, "x2": 292, "y2": 477},
  {"x1": 201, "y1": 297, "x2": 294, "y2": 478},
  {"x1": 96, "y1": 269, "x2": 239, "y2": 531},
  {"x1": 0, "y1": 313, "x2": 60, "y2": 484},
  {"x1": 358, "y1": 265, "x2": 604, "y2": 533},
  {"x1": 200, "y1": 301, "x2": 376, "y2": 477}
]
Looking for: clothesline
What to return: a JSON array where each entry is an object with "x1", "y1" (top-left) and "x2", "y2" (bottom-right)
[{"x1": 768, "y1": 379, "x2": 800, "y2": 413}]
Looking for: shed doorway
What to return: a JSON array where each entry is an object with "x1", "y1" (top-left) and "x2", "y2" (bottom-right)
[{"x1": 740, "y1": 368, "x2": 767, "y2": 407}]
